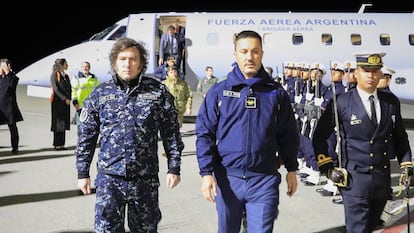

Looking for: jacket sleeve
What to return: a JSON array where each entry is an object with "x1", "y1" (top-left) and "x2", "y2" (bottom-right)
[
  {"x1": 312, "y1": 99, "x2": 336, "y2": 168},
  {"x1": 276, "y1": 89, "x2": 299, "y2": 172},
  {"x1": 195, "y1": 86, "x2": 220, "y2": 176},
  {"x1": 75, "y1": 90, "x2": 100, "y2": 179},
  {"x1": 160, "y1": 86, "x2": 183, "y2": 175},
  {"x1": 392, "y1": 97, "x2": 412, "y2": 164}
]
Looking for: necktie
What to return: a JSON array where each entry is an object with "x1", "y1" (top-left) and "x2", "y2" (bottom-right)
[{"x1": 369, "y1": 95, "x2": 377, "y2": 126}]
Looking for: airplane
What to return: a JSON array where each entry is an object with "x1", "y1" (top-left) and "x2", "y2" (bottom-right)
[{"x1": 16, "y1": 4, "x2": 414, "y2": 106}]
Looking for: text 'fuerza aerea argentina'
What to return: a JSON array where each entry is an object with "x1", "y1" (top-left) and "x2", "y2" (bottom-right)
[{"x1": 207, "y1": 18, "x2": 377, "y2": 27}]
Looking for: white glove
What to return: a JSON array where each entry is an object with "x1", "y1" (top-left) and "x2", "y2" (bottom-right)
[
  {"x1": 314, "y1": 97, "x2": 323, "y2": 106},
  {"x1": 306, "y1": 93, "x2": 314, "y2": 101},
  {"x1": 294, "y1": 95, "x2": 302, "y2": 104}
]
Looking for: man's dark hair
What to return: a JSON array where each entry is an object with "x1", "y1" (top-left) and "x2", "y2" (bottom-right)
[{"x1": 233, "y1": 30, "x2": 262, "y2": 50}]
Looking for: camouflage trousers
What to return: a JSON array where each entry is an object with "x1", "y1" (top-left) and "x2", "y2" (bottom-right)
[{"x1": 94, "y1": 173, "x2": 161, "y2": 233}]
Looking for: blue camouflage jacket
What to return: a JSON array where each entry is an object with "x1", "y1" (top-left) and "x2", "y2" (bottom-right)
[
  {"x1": 196, "y1": 65, "x2": 299, "y2": 177},
  {"x1": 76, "y1": 74, "x2": 183, "y2": 179}
]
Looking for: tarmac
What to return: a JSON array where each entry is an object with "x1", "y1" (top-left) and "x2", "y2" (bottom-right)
[{"x1": 1, "y1": 85, "x2": 414, "y2": 233}]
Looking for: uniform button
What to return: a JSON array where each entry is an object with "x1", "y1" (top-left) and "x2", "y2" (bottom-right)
[
  {"x1": 370, "y1": 166, "x2": 374, "y2": 170},
  {"x1": 370, "y1": 140, "x2": 374, "y2": 144},
  {"x1": 385, "y1": 139, "x2": 388, "y2": 143},
  {"x1": 384, "y1": 165, "x2": 388, "y2": 168},
  {"x1": 384, "y1": 152, "x2": 387, "y2": 156},
  {"x1": 370, "y1": 153, "x2": 374, "y2": 157}
]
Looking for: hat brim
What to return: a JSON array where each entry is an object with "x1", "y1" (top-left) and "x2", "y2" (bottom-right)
[{"x1": 360, "y1": 65, "x2": 382, "y2": 71}]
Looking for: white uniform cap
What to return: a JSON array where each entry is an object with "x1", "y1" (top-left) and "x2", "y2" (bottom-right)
[
  {"x1": 310, "y1": 62, "x2": 326, "y2": 75},
  {"x1": 330, "y1": 61, "x2": 345, "y2": 72},
  {"x1": 343, "y1": 60, "x2": 356, "y2": 70},
  {"x1": 381, "y1": 65, "x2": 395, "y2": 75},
  {"x1": 300, "y1": 61, "x2": 310, "y2": 70}
]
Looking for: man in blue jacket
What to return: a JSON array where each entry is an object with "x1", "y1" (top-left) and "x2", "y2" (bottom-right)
[{"x1": 195, "y1": 30, "x2": 299, "y2": 233}]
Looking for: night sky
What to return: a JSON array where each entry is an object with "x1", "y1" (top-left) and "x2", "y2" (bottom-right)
[{"x1": 3, "y1": 1, "x2": 413, "y2": 72}]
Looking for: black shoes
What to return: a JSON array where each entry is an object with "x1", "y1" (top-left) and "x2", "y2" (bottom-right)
[
  {"x1": 316, "y1": 188, "x2": 335, "y2": 196},
  {"x1": 332, "y1": 197, "x2": 343, "y2": 204},
  {"x1": 11, "y1": 148, "x2": 18, "y2": 154},
  {"x1": 54, "y1": 146, "x2": 67, "y2": 151}
]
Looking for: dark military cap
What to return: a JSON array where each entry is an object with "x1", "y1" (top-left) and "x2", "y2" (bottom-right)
[{"x1": 353, "y1": 51, "x2": 386, "y2": 70}]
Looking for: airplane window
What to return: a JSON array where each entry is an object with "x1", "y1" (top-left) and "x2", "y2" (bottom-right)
[
  {"x1": 292, "y1": 33, "x2": 303, "y2": 45},
  {"x1": 409, "y1": 34, "x2": 414, "y2": 46},
  {"x1": 380, "y1": 34, "x2": 391, "y2": 46},
  {"x1": 351, "y1": 34, "x2": 362, "y2": 45},
  {"x1": 108, "y1": 26, "x2": 127, "y2": 40},
  {"x1": 89, "y1": 24, "x2": 118, "y2": 41},
  {"x1": 322, "y1": 34, "x2": 333, "y2": 46}
]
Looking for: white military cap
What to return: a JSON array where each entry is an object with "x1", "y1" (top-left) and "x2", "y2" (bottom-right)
[
  {"x1": 352, "y1": 51, "x2": 386, "y2": 70},
  {"x1": 330, "y1": 61, "x2": 345, "y2": 72},
  {"x1": 300, "y1": 61, "x2": 310, "y2": 70},
  {"x1": 343, "y1": 60, "x2": 356, "y2": 70},
  {"x1": 310, "y1": 62, "x2": 326, "y2": 75},
  {"x1": 283, "y1": 61, "x2": 290, "y2": 68},
  {"x1": 381, "y1": 65, "x2": 396, "y2": 75}
]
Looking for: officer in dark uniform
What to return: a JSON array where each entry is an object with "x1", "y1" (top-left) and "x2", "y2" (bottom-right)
[{"x1": 312, "y1": 51, "x2": 413, "y2": 233}]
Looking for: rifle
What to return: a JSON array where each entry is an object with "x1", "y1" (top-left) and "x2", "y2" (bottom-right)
[
  {"x1": 281, "y1": 62, "x2": 286, "y2": 86},
  {"x1": 345, "y1": 61, "x2": 351, "y2": 92}
]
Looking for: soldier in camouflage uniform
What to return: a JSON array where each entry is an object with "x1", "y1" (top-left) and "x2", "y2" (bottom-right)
[{"x1": 76, "y1": 37, "x2": 183, "y2": 233}]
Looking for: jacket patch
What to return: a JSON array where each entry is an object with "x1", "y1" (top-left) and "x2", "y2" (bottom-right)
[
  {"x1": 79, "y1": 108, "x2": 88, "y2": 123},
  {"x1": 138, "y1": 93, "x2": 159, "y2": 100},
  {"x1": 223, "y1": 90, "x2": 240, "y2": 98},
  {"x1": 350, "y1": 114, "x2": 362, "y2": 125}
]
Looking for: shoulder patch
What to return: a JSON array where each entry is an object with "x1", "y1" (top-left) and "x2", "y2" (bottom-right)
[{"x1": 79, "y1": 108, "x2": 89, "y2": 123}]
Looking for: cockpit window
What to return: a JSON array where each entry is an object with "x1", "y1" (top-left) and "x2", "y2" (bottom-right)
[
  {"x1": 108, "y1": 26, "x2": 127, "y2": 40},
  {"x1": 89, "y1": 24, "x2": 125, "y2": 41}
]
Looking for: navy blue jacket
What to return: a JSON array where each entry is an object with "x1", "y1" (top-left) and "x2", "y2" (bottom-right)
[
  {"x1": 196, "y1": 65, "x2": 299, "y2": 177},
  {"x1": 313, "y1": 88, "x2": 412, "y2": 198}
]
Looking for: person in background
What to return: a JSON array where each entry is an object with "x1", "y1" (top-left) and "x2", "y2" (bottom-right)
[
  {"x1": 50, "y1": 58, "x2": 71, "y2": 150},
  {"x1": 0, "y1": 58, "x2": 23, "y2": 154},
  {"x1": 76, "y1": 37, "x2": 183, "y2": 233},
  {"x1": 71, "y1": 61, "x2": 99, "y2": 136},
  {"x1": 313, "y1": 51, "x2": 412, "y2": 233},
  {"x1": 162, "y1": 65, "x2": 192, "y2": 129},
  {"x1": 154, "y1": 56, "x2": 181, "y2": 81},
  {"x1": 196, "y1": 30, "x2": 299, "y2": 233},
  {"x1": 197, "y1": 66, "x2": 219, "y2": 98},
  {"x1": 264, "y1": 66, "x2": 273, "y2": 78},
  {"x1": 173, "y1": 19, "x2": 186, "y2": 74},
  {"x1": 377, "y1": 65, "x2": 395, "y2": 93},
  {"x1": 158, "y1": 25, "x2": 184, "y2": 76}
]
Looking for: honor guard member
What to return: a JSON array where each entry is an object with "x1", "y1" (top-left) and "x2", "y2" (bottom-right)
[
  {"x1": 297, "y1": 61, "x2": 322, "y2": 185},
  {"x1": 312, "y1": 51, "x2": 412, "y2": 233},
  {"x1": 378, "y1": 65, "x2": 395, "y2": 93},
  {"x1": 284, "y1": 61, "x2": 296, "y2": 103},
  {"x1": 76, "y1": 38, "x2": 183, "y2": 233},
  {"x1": 343, "y1": 60, "x2": 357, "y2": 92}
]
